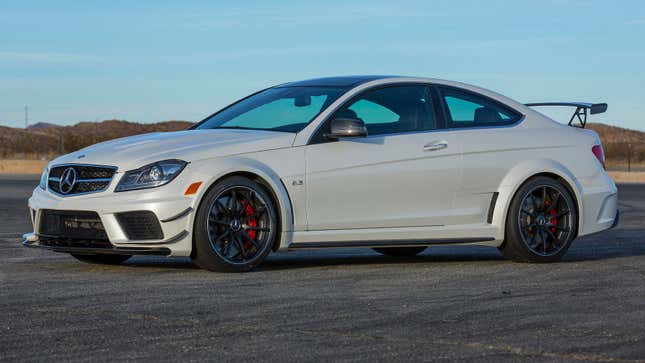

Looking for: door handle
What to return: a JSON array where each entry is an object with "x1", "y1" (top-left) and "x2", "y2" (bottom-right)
[{"x1": 423, "y1": 141, "x2": 448, "y2": 151}]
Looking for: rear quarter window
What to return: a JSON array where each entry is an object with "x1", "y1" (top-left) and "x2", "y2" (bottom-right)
[{"x1": 439, "y1": 87, "x2": 522, "y2": 128}]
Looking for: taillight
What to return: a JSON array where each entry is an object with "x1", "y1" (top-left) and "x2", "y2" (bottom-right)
[{"x1": 592, "y1": 145, "x2": 606, "y2": 169}]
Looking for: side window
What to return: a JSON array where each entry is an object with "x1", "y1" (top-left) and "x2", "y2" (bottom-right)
[
  {"x1": 334, "y1": 85, "x2": 435, "y2": 136},
  {"x1": 439, "y1": 88, "x2": 521, "y2": 128}
]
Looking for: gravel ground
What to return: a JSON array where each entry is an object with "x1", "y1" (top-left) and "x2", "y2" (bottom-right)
[{"x1": 1, "y1": 176, "x2": 644, "y2": 362}]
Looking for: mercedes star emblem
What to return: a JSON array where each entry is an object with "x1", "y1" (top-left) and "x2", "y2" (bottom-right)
[{"x1": 59, "y1": 167, "x2": 77, "y2": 194}]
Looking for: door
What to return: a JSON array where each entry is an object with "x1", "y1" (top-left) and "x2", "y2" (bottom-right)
[
  {"x1": 304, "y1": 85, "x2": 463, "y2": 231},
  {"x1": 435, "y1": 86, "x2": 525, "y2": 224}
]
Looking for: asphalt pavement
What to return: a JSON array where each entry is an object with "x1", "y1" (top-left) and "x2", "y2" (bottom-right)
[{"x1": 1, "y1": 175, "x2": 644, "y2": 362}]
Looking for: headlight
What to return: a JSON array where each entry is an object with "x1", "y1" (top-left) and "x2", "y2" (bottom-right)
[
  {"x1": 115, "y1": 159, "x2": 187, "y2": 192},
  {"x1": 39, "y1": 167, "x2": 49, "y2": 190}
]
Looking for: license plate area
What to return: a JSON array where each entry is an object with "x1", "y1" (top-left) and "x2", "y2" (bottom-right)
[{"x1": 38, "y1": 210, "x2": 108, "y2": 241}]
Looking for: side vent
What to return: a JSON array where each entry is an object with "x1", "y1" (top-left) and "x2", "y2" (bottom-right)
[{"x1": 487, "y1": 192, "x2": 499, "y2": 224}]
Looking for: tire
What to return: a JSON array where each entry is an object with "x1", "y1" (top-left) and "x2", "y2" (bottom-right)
[
  {"x1": 501, "y1": 176, "x2": 578, "y2": 262},
  {"x1": 71, "y1": 254, "x2": 131, "y2": 265},
  {"x1": 192, "y1": 176, "x2": 279, "y2": 272},
  {"x1": 373, "y1": 246, "x2": 427, "y2": 257}
]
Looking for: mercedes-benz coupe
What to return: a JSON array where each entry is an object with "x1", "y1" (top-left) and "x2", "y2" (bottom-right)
[{"x1": 23, "y1": 76, "x2": 619, "y2": 272}]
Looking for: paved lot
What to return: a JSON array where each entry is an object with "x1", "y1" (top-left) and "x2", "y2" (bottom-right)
[{"x1": 1, "y1": 175, "x2": 644, "y2": 362}]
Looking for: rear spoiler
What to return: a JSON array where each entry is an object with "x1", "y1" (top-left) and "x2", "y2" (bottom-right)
[{"x1": 525, "y1": 102, "x2": 607, "y2": 128}]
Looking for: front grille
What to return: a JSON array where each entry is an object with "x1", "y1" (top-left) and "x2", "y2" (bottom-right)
[
  {"x1": 38, "y1": 210, "x2": 109, "y2": 241},
  {"x1": 115, "y1": 211, "x2": 164, "y2": 240},
  {"x1": 48, "y1": 164, "x2": 117, "y2": 196}
]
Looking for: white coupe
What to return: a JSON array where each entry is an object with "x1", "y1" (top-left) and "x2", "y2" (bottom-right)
[{"x1": 23, "y1": 76, "x2": 619, "y2": 272}]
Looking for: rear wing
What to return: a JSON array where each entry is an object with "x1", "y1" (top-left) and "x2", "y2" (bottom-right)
[{"x1": 525, "y1": 102, "x2": 607, "y2": 128}]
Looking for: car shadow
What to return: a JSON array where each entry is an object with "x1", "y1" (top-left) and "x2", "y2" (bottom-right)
[{"x1": 116, "y1": 231, "x2": 645, "y2": 272}]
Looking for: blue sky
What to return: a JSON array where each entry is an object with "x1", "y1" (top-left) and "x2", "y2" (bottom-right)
[{"x1": 1, "y1": 0, "x2": 644, "y2": 130}]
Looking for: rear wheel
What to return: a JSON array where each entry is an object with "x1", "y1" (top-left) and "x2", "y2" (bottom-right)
[
  {"x1": 373, "y1": 246, "x2": 427, "y2": 257},
  {"x1": 71, "y1": 254, "x2": 131, "y2": 265},
  {"x1": 192, "y1": 176, "x2": 278, "y2": 272},
  {"x1": 501, "y1": 176, "x2": 577, "y2": 262}
]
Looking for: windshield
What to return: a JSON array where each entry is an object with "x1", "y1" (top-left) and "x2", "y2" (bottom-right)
[{"x1": 194, "y1": 86, "x2": 348, "y2": 133}]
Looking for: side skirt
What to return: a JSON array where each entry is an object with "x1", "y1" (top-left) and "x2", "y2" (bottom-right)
[{"x1": 288, "y1": 237, "x2": 495, "y2": 250}]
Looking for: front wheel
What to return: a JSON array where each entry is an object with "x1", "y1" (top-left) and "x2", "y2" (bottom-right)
[
  {"x1": 192, "y1": 176, "x2": 279, "y2": 272},
  {"x1": 71, "y1": 254, "x2": 131, "y2": 265},
  {"x1": 501, "y1": 176, "x2": 578, "y2": 262}
]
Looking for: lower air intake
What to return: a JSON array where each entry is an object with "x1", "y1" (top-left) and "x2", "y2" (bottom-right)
[{"x1": 115, "y1": 211, "x2": 164, "y2": 241}]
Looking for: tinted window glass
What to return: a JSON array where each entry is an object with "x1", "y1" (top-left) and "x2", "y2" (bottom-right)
[
  {"x1": 440, "y1": 88, "x2": 520, "y2": 127},
  {"x1": 333, "y1": 85, "x2": 435, "y2": 136},
  {"x1": 195, "y1": 86, "x2": 346, "y2": 133}
]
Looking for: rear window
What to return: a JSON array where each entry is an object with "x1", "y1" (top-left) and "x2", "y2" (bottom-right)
[{"x1": 439, "y1": 87, "x2": 521, "y2": 128}]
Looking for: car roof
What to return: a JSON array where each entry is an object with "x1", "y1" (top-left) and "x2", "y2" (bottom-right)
[
  {"x1": 278, "y1": 75, "x2": 398, "y2": 87},
  {"x1": 277, "y1": 75, "x2": 530, "y2": 114}
]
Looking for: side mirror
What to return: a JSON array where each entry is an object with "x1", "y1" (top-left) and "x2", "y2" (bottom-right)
[{"x1": 326, "y1": 118, "x2": 368, "y2": 139}]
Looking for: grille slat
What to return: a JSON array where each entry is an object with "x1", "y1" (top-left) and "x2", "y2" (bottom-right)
[{"x1": 47, "y1": 165, "x2": 116, "y2": 196}]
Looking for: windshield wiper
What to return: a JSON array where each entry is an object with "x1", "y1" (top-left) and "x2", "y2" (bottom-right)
[
  {"x1": 212, "y1": 126, "x2": 260, "y2": 130},
  {"x1": 209, "y1": 125, "x2": 292, "y2": 133}
]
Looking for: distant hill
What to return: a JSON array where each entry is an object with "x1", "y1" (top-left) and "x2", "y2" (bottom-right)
[
  {"x1": 27, "y1": 122, "x2": 61, "y2": 130},
  {"x1": 0, "y1": 120, "x2": 642, "y2": 166},
  {"x1": 588, "y1": 123, "x2": 645, "y2": 168},
  {"x1": 0, "y1": 119, "x2": 192, "y2": 159}
]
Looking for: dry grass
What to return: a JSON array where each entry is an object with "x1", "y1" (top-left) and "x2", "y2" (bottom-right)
[
  {"x1": 0, "y1": 160, "x2": 48, "y2": 174},
  {"x1": 608, "y1": 171, "x2": 645, "y2": 184}
]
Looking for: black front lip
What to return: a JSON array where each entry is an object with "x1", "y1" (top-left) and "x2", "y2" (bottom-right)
[{"x1": 22, "y1": 239, "x2": 171, "y2": 256}]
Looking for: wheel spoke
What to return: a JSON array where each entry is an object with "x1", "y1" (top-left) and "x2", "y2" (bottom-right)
[
  {"x1": 210, "y1": 218, "x2": 229, "y2": 225},
  {"x1": 531, "y1": 194, "x2": 539, "y2": 212},
  {"x1": 547, "y1": 224, "x2": 570, "y2": 233},
  {"x1": 214, "y1": 230, "x2": 230, "y2": 244},
  {"x1": 233, "y1": 235, "x2": 247, "y2": 259},
  {"x1": 215, "y1": 200, "x2": 229, "y2": 215},
  {"x1": 521, "y1": 209, "x2": 536, "y2": 217},
  {"x1": 528, "y1": 232, "x2": 541, "y2": 249},
  {"x1": 239, "y1": 191, "x2": 255, "y2": 214},
  {"x1": 246, "y1": 226, "x2": 270, "y2": 232},
  {"x1": 554, "y1": 209, "x2": 570, "y2": 218},
  {"x1": 546, "y1": 192, "x2": 560, "y2": 213},
  {"x1": 222, "y1": 240, "x2": 232, "y2": 257},
  {"x1": 544, "y1": 228, "x2": 558, "y2": 244},
  {"x1": 240, "y1": 231, "x2": 259, "y2": 249},
  {"x1": 228, "y1": 190, "x2": 238, "y2": 213},
  {"x1": 541, "y1": 187, "x2": 547, "y2": 210},
  {"x1": 539, "y1": 229, "x2": 547, "y2": 253},
  {"x1": 247, "y1": 206, "x2": 266, "y2": 219}
]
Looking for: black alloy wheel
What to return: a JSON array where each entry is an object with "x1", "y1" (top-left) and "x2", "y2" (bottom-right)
[
  {"x1": 501, "y1": 176, "x2": 578, "y2": 262},
  {"x1": 193, "y1": 177, "x2": 278, "y2": 272}
]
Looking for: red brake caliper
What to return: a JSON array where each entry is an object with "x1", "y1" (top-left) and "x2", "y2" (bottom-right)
[
  {"x1": 242, "y1": 200, "x2": 257, "y2": 250},
  {"x1": 545, "y1": 200, "x2": 557, "y2": 234}
]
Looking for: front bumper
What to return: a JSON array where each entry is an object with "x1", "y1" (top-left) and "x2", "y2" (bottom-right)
[
  {"x1": 22, "y1": 233, "x2": 171, "y2": 255},
  {"x1": 26, "y1": 175, "x2": 199, "y2": 256}
]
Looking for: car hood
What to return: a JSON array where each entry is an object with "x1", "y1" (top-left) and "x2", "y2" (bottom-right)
[{"x1": 49, "y1": 129, "x2": 296, "y2": 171}]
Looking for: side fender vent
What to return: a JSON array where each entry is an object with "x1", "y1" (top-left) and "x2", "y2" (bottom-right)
[{"x1": 487, "y1": 192, "x2": 499, "y2": 224}]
